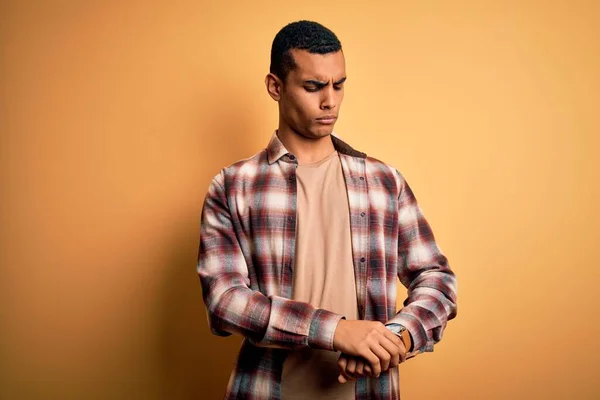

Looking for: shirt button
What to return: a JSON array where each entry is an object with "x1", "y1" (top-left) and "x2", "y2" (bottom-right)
[
  {"x1": 360, "y1": 257, "x2": 366, "y2": 263},
  {"x1": 288, "y1": 216, "x2": 294, "y2": 221},
  {"x1": 289, "y1": 155, "x2": 296, "y2": 161},
  {"x1": 288, "y1": 175, "x2": 295, "y2": 181},
  {"x1": 360, "y1": 212, "x2": 365, "y2": 217},
  {"x1": 359, "y1": 176, "x2": 365, "y2": 181}
]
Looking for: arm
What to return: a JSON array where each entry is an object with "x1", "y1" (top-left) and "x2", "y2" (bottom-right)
[
  {"x1": 197, "y1": 173, "x2": 343, "y2": 350},
  {"x1": 385, "y1": 171, "x2": 458, "y2": 358}
]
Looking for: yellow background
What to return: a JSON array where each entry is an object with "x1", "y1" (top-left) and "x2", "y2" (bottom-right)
[{"x1": 2, "y1": 1, "x2": 599, "y2": 399}]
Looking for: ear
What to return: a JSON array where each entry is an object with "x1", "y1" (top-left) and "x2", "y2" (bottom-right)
[{"x1": 265, "y1": 73, "x2": 282, "y2": 101}]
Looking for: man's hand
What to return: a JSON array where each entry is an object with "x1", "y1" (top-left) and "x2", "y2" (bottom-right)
[
  {"x1": 332, "y1": 320, "x2": 404, "y2": 378},
  {"x1": 337, "y1": 355, "x2": 372, "y2": 383},
  {"x1": 337, "y1": 338, "x2": 407, "y2": 383}
]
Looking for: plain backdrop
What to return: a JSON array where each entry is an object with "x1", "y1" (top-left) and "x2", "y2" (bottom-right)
[{"x1": 1, "y1": 1, "x2": 599, "y2": 399}]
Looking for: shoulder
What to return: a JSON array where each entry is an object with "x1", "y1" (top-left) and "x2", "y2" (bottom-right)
[
  {"x1": 362, "y1": 154, "x2": 407, "y2": 196},
  {"x1": 334, "y1": 133, "x2": 407, "y2": 192},
  {"x1": 210, "y1": 149, "x2": 268, "y2": 187}
]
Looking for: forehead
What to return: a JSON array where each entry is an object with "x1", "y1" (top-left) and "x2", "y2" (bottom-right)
[{"x1": 289, "y1": 49, "x2": 346, "y2": 81}]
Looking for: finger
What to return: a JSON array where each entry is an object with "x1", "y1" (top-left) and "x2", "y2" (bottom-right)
[
  {"x1": 356, "y1": 360, "x2": 365, "y2": 376},
  {"x1": 338, "y1": 355, "x2": 354, "y2": 381},
  {"x1": 370, "y1": 343, "x2": 392, "y2": 372},
  {"x1": 399, "y1": 350, "x2": 407, "y2": 364},
  {"x1": 338, "y1": 355, "x2": 348, "y2": 371},
  {"x1": 378, "y1": 334, "x2": 401, "y2": 361},
  {"x1": 398, "y1": 340, "x2": 407, "y2": 364},
  {"x1": 364, "y1": 364, "x2": 372, "y2": 376},
  {"x1": 387, "y1": 335, "x2": 404, "y2": 368},
  {"x1": 376, "y1": 335, "x2": 403, "y2": 370},
  {"x1": 346, "y1": 358, "x2": 357, "y2": 378},
  {"x1": 362, "y1": 350, "x2": 381, "y2": 377},
  {"x1": 341, "y1": 367, "x2": 355, "y2": 382},
  {"x1": 382, "y1": 328, "x2": 404, "y2": 348}
]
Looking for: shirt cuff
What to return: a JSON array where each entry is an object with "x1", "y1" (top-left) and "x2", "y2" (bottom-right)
[{"x1": 307, "y1": 309, "x2": 345, "y2": 351}]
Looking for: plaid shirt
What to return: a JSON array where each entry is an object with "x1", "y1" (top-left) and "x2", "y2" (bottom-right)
[{"x1": 197, "y1": 132, "x2": 458, "y2": 400}]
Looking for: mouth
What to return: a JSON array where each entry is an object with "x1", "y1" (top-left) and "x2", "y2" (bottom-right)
[{"x1": 316, "y1": 115, "x2": 337, "y2": 125}]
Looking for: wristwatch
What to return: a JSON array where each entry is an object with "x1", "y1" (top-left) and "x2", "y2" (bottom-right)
[
  {"x1": 386, "y1": 323, "x2": 406, "y2": 335},
  {"x1": 386, "y1": 323, "x2": 411, "y2": 351}
]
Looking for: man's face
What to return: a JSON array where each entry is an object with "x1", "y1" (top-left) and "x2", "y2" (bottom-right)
[{"x1": 278, "y1": 49, "x2": 346, "y2": 139}]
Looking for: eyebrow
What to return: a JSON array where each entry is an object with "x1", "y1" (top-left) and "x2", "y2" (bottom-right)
[{"x1": 304, "y1": 77, "x2": 347, "y2": 86}]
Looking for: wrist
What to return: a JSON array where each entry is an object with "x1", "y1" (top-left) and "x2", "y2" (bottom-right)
[{"x1": 332, "y1": 318, "x2": 347, "y2": 351}]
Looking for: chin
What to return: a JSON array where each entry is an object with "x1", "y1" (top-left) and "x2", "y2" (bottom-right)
[
  {"x1": 311, "y1": 125, "x2": 335, "y2": 138},
  {"x1": 294, "y1": 124, "x2": 334, "y2": 140}
]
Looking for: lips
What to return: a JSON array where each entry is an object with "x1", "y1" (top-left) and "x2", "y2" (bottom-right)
[{"x1": 316, "y1": 115, "x2": 337, "y2": 124}]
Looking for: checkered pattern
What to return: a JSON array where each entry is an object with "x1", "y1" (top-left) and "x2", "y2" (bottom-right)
[{"x1": 197, "y1": 132, "x2": 457, "y2": 399}]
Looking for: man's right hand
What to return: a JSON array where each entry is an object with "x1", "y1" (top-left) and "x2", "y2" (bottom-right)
[{"x1": 332, "y1": 320, "x2": 404, "y2": 377}]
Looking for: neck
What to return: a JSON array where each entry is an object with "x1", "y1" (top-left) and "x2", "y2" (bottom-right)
[{"x1": 276, "y1": 126, "x2": 336, "y2": 165}]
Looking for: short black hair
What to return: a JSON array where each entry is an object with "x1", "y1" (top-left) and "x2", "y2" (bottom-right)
[{"x1": 270, "y1": 20, "x2": 342, "y2": 81}]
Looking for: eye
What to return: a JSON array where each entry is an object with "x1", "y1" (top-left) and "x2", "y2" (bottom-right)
[
  {"x1": 304, "y1": 86, "x2": 319, "y2": 92},
  {"x1": 334, "y1": 84, "x2": 344, "y2": 91}
]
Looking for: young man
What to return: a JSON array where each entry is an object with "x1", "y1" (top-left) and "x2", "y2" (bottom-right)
[{"x1": 197, "y1": 20, "x2": 457, "y2": 400}]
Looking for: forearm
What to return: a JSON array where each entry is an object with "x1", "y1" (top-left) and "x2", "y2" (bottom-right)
[
  {"x1": 203, "y1": 273, "x2": 343, "y2": 350},
  {"x1": 387, "y1": 268, "x2": 457, "y2": 355}
]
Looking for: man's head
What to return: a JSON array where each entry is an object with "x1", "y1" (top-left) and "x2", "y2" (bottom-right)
[{"x1": 266, "y1": 21, "x2": 346, "y2": 140}]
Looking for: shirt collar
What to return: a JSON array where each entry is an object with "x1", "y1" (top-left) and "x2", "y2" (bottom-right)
[{"x1": 266, "y1": 130, "x2": 367, "y2": 165}]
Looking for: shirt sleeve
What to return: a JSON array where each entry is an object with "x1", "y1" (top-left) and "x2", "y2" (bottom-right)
[
  {"x1": 197, "y1": 173, "x2": 344, "y2": 351},
  {"x1": 385, "y1": 171, "x2": 458, "y2": 358}
]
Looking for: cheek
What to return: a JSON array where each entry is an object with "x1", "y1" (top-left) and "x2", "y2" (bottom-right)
[
  {"x1": 295, "y1": 94, "x2": 320, "y2": 118},
  {"x1": 285, "y1": 94, "x2": 315, "y2": 121}
]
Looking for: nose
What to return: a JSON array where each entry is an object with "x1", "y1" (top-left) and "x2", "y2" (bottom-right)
[{"x1": 320, "y1": 86, "x2": 336, "y2": 110}]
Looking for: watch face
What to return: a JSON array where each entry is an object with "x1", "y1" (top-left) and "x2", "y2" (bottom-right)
[{"x1": 389, "y1": 324, "x2": 405, "y2": 334}]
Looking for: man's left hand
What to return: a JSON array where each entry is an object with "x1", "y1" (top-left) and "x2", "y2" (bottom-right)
[{"x1": 337, "y1": 340, "x2": 407, "y2": 383}]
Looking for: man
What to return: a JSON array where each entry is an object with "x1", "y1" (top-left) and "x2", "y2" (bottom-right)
[{"x1": 197, "y1": 20, "x2": 457, "y2": 400}]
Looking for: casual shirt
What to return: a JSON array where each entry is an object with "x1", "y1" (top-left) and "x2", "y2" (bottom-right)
[{"x1": 197, "y1": 132, "x2": 458, "y2": 400}]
